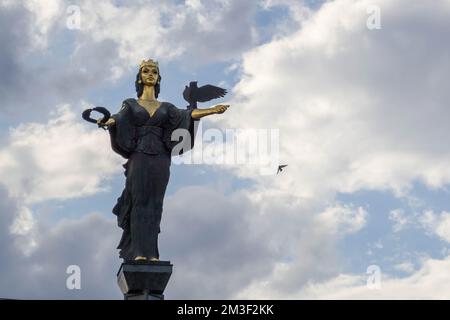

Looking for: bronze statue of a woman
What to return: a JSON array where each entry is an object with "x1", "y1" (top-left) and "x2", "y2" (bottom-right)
[{"x1": 100, "y1": 59, "x2": 229, "y2": 262}]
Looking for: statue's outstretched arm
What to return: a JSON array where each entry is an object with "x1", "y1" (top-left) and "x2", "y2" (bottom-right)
[{"x1": 191, "y1": 104, "x2": 230, "y2": 119}]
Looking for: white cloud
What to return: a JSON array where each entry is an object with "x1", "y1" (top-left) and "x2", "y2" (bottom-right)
[
  {"x1": 161, "y1": 186, "x2": 367, "y2": 298},
  {"x1": 211, "y1": 0, "x2": 450, "y2": 298},
  {"x1": 23, "y1": 0, "x2": 62, "y2": 48},
  {"x1": 321, "y1": 204, "x2": 367, "y2": 233},
  {"x1": 303, "y1": 256, "x2": 450, "y2": 299},
  {"x1": 394, "y1": 261, "x2": 415, "y2": 274},
  {"x1": 224, "y1": 0, "x2": 450, "y2": 198},
  {"x1": 0, "y1": 104, "x2": 122, "y2": 203},
  {"x1": 65, "y1": 0, "x2": 260, "y2": 74},
  {"x1": 262, "y1": 0, "x2": 314, "y2": 24},
  {"x1": 0, "y1": 180, "x2": 368, "y2": 299},
  {"x1": 0, "y1": 182, "x2": 122, "y2": 299},
  {"x1": 387, "y1": 208, "x2": 450, "y2": 244},
  {"x1": 237, "y1": 255, "x2": 450, "y2": 299},
  {"x1": 0, "y1": 0, "x2": 62, "y2": 49},
  {"x1": 389, "y1": 209, "x2": 411, "y2": 232},
  {"x1": 9, "y1": 206, "x2": 34, "y2": 236},
  {"x1": 0, "y1": 0, "x2": 261, "y2": 114},
  {"x1": 419, "y1": 210, "x2": 450, "y2": 243}
]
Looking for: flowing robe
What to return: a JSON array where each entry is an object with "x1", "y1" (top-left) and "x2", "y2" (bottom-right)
[{"x1": 108, "y1": 98, "x2": 196, "y2": 260}]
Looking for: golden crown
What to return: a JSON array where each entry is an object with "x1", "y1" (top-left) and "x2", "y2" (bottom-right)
[{"x1": 140, "y1": 59, "x2": 159, "y2": 69}]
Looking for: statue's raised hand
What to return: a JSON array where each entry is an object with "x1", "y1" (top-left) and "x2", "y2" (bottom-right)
[
  {"x1": 97, "y1": 118, "x2": 116, "y2": 127},
  {"x1": 212, "y1": 104, "x2": 230, "y2": 114}
]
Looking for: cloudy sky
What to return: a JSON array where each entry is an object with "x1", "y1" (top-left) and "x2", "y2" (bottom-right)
[{"x1": 1, "y1": 0, "x2": 450, "y2": 299}]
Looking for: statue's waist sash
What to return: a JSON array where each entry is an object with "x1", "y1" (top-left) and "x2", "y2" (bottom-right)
[
  {"x1": 134, "y1": 125, "x2": 168, "y2": 155},
  {"x1": 136, "y1": 125, "x2": 163, "y2": 138}
]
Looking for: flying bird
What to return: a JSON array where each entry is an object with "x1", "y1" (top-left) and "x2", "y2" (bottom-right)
[
  {"x1": 183, "y1": 81, "x2": 227, "y2": 109},
  {"x1": 277, "y1": 164, "x2": 288, "y2": 174}
]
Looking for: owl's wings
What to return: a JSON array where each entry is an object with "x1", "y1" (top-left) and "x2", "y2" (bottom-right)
[{"x1": 196, "y1": 85, "x2": 227, "y2": 102}]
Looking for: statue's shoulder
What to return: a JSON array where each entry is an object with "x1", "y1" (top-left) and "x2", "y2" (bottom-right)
[
  {"x1": 161, "y1": 101, "x2": 177, "y2": 110},
  {"x1": 117, "y1": 98, "x2": 137, "y2": 112},
  {"x1": 122, "y1": 98, "x2": 136, "y2": 107}
]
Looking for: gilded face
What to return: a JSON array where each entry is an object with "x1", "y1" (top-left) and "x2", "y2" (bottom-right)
[{"x1": 140, "y1": 65, "x2": 159, "y2": 86}]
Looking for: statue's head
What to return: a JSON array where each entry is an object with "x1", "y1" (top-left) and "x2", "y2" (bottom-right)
[{"x1": 135, "y1": 59, "x2": 161, "y2": 98}]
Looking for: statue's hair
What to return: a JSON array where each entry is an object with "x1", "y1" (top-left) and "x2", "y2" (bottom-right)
[{"x1": 135, "y1": 67, "x2": 161, "y2": 98}]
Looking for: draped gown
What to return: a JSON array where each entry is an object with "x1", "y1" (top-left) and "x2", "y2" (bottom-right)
[{"x1": 107, "y1": 98, "x2": 196, "y2": 261}]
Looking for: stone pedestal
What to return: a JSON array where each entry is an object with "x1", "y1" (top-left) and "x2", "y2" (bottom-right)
[{"x1": 117, "y1": 261, "x2": 173, "y2": 300}]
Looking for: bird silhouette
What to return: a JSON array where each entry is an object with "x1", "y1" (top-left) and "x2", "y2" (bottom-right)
[
  {"x1": 183, "y1": 81, "x2": 227, "y2": 109},
  {"x1": 277, "y1": 164, "x2": 288, "y2": 174}
]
